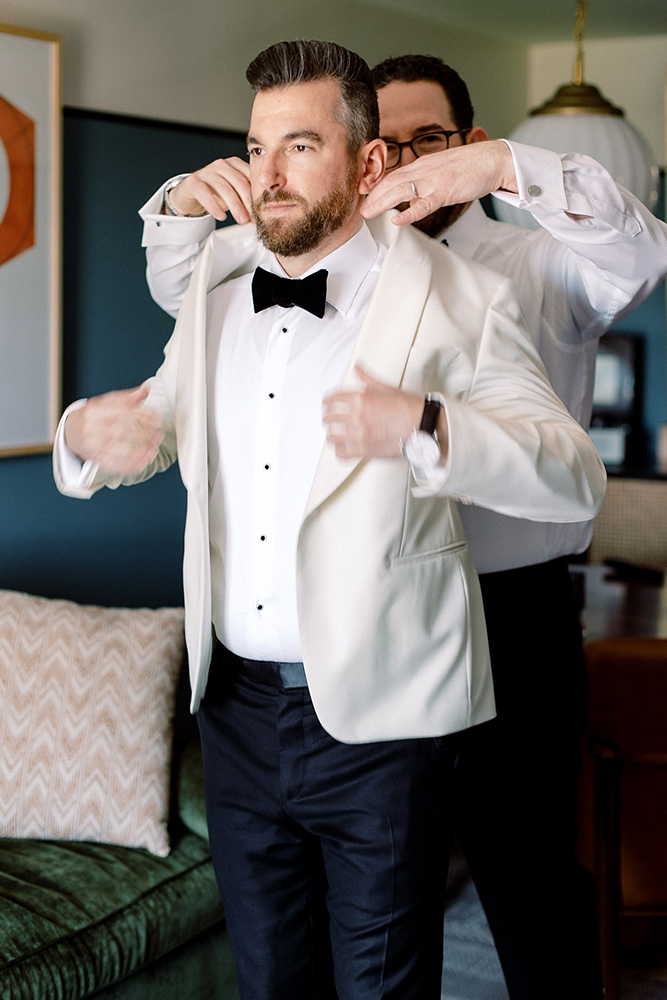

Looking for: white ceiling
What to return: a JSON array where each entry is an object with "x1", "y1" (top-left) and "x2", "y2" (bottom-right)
[{"x1": 366, "y1": 0, "x2": 667, "y2": 43}]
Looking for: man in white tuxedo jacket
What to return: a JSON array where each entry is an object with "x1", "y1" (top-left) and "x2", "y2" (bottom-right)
[
  {"x1": 135, "y1": 53, "x2": 667, "y2": 1000},
  {"x1": 54, "y1": 40, "x2": 605, "y2": 1000}
]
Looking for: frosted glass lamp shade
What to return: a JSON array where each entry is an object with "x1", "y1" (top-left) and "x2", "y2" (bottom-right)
[{"x1": 494, "y1": 113, "x2": 659, "y2": 231}]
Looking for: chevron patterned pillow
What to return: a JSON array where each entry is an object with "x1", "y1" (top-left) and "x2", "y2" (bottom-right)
[{"x1": 0, "y1": 589, "x2": 185, "y2": 857}]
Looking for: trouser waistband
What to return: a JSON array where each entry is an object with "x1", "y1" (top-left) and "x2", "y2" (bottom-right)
[{"x1": 212, "y1": 643, "x2": 308, "y2": 689}]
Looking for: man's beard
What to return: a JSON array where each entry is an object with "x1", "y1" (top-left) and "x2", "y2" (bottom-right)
[
  {"x1": 252, "y1": 163, "x2": 358, "y2": 257},
  {"x1": 409, "y1": 201, "x2": 470, "y2": 238}
]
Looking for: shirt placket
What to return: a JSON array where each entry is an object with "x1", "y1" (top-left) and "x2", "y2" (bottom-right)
[{"x1": 249, "y1": 313, "x2": 294, "y2": 621}]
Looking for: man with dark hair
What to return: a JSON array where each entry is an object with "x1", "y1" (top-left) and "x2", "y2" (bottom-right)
[
  {"x1": 372, "y1": 54, "x2": 474, "y2": 133},
  {"x1": 361, "y1": 53, "x2": 667, "y2": 1000},
  {"x1": 140, "y1": 49, "x2": 667, "y2": 1000},
  {"x1": 246, "y1": 38, "x2": 380, "y2": 151},
  {"x1": 55, "y1": 39, "x2": 606, "y2": 1000}
]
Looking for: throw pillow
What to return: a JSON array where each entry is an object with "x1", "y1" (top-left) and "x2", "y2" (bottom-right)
[{"x1": 0, "y1": 589, "x2": 185, "y2": 857}]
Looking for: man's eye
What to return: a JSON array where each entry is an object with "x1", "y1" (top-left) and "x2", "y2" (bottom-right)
[
  {"x1": 248, "y1": 147, "x2": 264, "y2": 157},
  {"x1": 293, "y1": 144, "x2": 310, "y2": 152}
]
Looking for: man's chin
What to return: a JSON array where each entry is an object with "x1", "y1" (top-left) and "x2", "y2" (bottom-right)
[
  {"x1": 256, "y1": 207, "x2": 302, "y2": 233},
  {"x1": 412, "y1": 203, "x2": 468, "y2": 238},
  {"x1": 391, "y1": 202, "x2": 469, "y2": 238}
]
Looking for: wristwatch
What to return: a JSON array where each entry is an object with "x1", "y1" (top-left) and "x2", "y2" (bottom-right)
[
  {"x1": 163, "y1": 180, "x2": 184, "y2": 217},
  {"x1": 402, "y1": 394, "x2": 443, "y2": 473},
  {"x1": 162, "y1": 178, "x2": 208, "y2": 218}
]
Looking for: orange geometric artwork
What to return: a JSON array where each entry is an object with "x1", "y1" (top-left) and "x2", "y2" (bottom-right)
[{"x1": 0, "y1": 93, "x2": 35, "y2": 267}]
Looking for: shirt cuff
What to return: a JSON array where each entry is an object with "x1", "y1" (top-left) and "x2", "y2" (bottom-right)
[
  {"x1": 492, "y1": 140, "x2": 642, "y2": 236},
  {"x1": 54, "y1": 400, "x2": 101, "y2": 497},
  {"x1": 139, "y1": 175, "x2": 216, "y2": 247},
  {"x1": 409, "y1": 462, "x2": 450, "y2": 497},
  {"x1": 492, "y1": 140, "x2": 568, "y2": 215}
]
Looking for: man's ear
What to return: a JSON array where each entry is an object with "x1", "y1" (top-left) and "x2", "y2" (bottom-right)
[
  {"x1": 358, "y1": 139, "x2": 387, "y2": 195},
  {"x1": 467, "y1": 126, "x2": 489, "y2": 145}
]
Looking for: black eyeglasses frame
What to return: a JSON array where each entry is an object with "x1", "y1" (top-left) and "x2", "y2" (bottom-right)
[{"x1": 384, "y1": 129, "x2": 472, "y2": 170}]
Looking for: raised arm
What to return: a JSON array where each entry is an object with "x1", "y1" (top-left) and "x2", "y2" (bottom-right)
[
  {"x1": 362, "y1": 139, "x2": 667, "y2": 331},
  {"x1": 139, "y1": 156, "x2": 252, "y2": 317}
]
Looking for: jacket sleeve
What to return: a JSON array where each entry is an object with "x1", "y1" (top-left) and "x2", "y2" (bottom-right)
[
  {"x1": 139, "y1": 176, "x2": 215, "y2": 319},
  {"x1": 425, "y1": 275, "x2": 607, "y2": 522}
]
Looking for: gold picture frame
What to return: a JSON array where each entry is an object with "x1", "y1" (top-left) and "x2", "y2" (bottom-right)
[{"x1": 0, "y1": 23, "x2": 61, "y2": 456}]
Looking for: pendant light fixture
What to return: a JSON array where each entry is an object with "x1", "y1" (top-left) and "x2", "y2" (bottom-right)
[{"x1": 494, "y1": 0, "x2": 659, "y2": 230}]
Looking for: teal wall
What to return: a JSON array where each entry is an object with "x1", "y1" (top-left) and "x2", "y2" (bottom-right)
[
  {"x1": 0, "y1": 110, "x2": 245, "y2": 609},
  {"x1": 609, "y1": 174, "x2": 666, "y2": 464}
]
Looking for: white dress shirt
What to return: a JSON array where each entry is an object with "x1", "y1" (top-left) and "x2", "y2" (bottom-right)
[
  {"x1": 59, "y1": 223, "x2": 386, "y2": 662},
  {"x1": 207, "y1": 223, "x2": 384, "y2": 660},
  {"x1": 138, "y1": 141, "x2": 667, "y2": 575}
]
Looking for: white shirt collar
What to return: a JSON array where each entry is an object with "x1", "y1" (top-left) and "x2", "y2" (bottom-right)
[
  {"x1": 436, "y1": 199, "x2": 488, "y2": 259},
  {"x1": 264, "y1": 222, "x2": 381, "y2": 318}
]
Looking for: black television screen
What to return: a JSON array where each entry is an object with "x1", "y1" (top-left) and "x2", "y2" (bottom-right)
[{"x1": 590, "y1": 333, "x2": 644, "y2": 467}]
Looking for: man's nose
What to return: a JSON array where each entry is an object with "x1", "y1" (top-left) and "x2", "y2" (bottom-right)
[{"x1": 257, "y1": 152, "x2": 285, "y2": 190}]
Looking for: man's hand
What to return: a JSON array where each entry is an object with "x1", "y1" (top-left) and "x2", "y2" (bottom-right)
[
  {"x1": 323, "y1": 367, "x2": 423, "y2": 459},
  {"x1": 361, "y1": 139, "x2": 518, "y2": 227},
  {"x1": 64, "y1": 385, "x2": 165, "y2": 475},
  {"x1": 167, "y1": 157, "x2": 252, "y2": 223}
]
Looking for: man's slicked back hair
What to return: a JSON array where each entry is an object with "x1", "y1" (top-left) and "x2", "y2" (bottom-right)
[
  {"x1": 246, "y1": 40, "x2": 379, "y2": 151},
  {"x1": 371, "y1": 54, "x2": 474, "y2": 131}
]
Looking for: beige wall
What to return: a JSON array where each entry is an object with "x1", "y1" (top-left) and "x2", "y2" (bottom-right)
[
  {"x1": 527, "y1": 35, "x2": 667, "y2": 165},
  {"x1": 3, "y1": 3, "x2": 664, "y2": 160},
  {"x1": 0, "y1": 0, "x2": 526, "y2": 138}
]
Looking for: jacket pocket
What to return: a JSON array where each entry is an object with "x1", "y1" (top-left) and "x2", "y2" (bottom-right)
[{"x1": 390, "y1": 539, "x2": 467, "y2": 567}]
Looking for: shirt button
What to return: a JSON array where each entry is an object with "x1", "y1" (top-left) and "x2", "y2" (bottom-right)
[
  {"x1": 269, "y1": 393, "x2": 275, "y2": 399},
  {"x1": 264, "y1": 464, "x2": 270, "y2": 470},
  {"x1": 256, "y1": 604, "x2": 263, "y2": 611},
  {"x1": 260, "y1": 535, "x2": 266, "y2": 541},
  {"x1": 527, "y1": 184, "x2": 542, "y2": 197},
  {"x1": 281, "y1": 327, "x2": 288, "y2": 333}
]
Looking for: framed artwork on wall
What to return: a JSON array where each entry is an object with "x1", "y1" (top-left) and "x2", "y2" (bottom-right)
[{"x1": 0, "y1": 23, "x2": 60, "y2": 457}]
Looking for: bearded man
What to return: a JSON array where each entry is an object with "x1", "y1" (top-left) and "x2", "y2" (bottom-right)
[
  {"x1": 138, "y1": 49, "x2": 667, "y2": 1000},
  {"x1": 54, "y1": 40, "x2": 605, "y2": 1000}
]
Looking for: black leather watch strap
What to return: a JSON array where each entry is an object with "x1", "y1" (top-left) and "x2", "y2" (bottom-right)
[{"x1": 419, "y1": 395, "x2": 442, "y2": 438}]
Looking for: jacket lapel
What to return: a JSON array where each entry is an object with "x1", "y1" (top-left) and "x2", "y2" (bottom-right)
[{"x1": 303, "y1": 221, "x2": 433, "y2": 519}]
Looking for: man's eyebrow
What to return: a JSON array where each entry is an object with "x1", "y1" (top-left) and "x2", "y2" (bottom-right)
[
  {"x1": 381, "y1": 123, "x2": 445, "y2": 140},
  {"x1": 246, "y1": 129, "x2": 324, "y2": 145},
  {"x1": 284, "y1": 129, "x2": 323, "y2": 142}
]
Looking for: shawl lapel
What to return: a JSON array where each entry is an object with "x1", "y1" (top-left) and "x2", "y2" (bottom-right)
[
  {"x1": 175, "y1": 217, "x2": 435, "y2": 518},
  {"x1": 303, "y1": 221, "x2": 433, "y2": 519}
]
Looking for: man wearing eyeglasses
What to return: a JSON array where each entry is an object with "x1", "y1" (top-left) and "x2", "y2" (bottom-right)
[
  {"x1": 360, "y1": 54, "x2": 667, "y2": 1000},
  {"x1": 137, "y1": 53, "x2": 666, "y2": 1000}
]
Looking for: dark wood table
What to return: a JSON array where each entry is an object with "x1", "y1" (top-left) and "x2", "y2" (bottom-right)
[{"x1": 570, "y1": 563, "x2": 667, "y2": 642}]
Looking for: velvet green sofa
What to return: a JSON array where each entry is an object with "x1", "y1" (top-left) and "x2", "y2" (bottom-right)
[{"x1": 0, "y1": 679, "x2": 240, "y2": 1000}]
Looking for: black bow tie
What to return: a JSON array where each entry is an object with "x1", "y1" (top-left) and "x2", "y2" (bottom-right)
[{"x1": 252, "y1": 266, "x2": 328, "y2": 319}]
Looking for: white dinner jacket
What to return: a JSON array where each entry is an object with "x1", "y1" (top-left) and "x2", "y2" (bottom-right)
[{"x1": 55, "y1": 213, "x2": 606, "y2": 742}]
